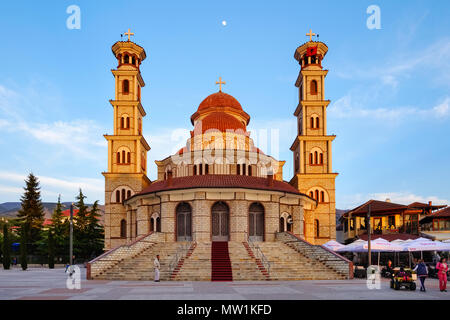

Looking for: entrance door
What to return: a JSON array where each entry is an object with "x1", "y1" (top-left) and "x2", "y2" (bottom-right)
[
  {"x1": 176, "y1": 203, "x2": 192, "y2": 241},
  {"x1": 211, "y1": 202, "x2": 229, "y2": 241},
  {"x1": 249, "y1": 203, "x2": 264, "y2": 241}
]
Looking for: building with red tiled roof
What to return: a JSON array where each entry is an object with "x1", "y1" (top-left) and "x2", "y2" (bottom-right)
[
  {"x1": 339, "y1": 199, "x2": 445, "y2": 243},
  {"x1": 420, "y1": 206, "x2": 450, "y2": 240},
  {"x1": 102, "y1": 36, "x2": 338, "y2": 251}
]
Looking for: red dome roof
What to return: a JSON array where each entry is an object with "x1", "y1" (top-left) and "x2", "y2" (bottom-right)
[
  {"x1": 194, "y1": 112, "x2": 246, "y2": 134},
  {"x1": 197, "y1": 91, "x2": 243, "y2": 112}
]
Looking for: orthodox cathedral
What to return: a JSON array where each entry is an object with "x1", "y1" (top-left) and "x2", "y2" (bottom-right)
[{"x1": 102, "y1": 30, "x2": 338, "y2": 251}]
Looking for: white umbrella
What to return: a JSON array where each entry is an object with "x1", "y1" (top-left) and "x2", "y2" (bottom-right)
[
  {"x1": 336, "y1": 239, "x2": 367, "y2": 253},
  {"x1": 363, "y1": 238, "x2": 404, "y2": 252},
  {"x1": 322, "y1": 240, "x2": 346, "y2": 252},
  {"x1": 363, "y1": 238, "x2": 404, "y2": 267},
  {"x1": 402, "y1": 239, "x2": 449, "y2": 252}
]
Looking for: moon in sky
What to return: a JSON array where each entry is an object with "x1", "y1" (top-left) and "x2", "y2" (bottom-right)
[{"x1": 222, "y1": 20, "x2": 227, "y2": 26}]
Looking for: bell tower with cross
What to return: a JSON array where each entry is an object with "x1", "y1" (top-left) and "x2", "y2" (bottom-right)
[
  {"x1": 289, "y1": 30, "x2": 338, "y2": 245},
  {"x1": 102, "y1": 30, "x2": 151, "y2": 250}
]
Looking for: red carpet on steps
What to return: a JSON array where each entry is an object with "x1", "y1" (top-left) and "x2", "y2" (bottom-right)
[{"x1": 211, "y1": 242, "x2": 233, "y2": 281}]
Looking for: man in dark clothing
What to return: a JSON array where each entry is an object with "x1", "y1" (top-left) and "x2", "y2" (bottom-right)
[{"x1": 413, "y1": 259, "x2": 428, "y2": 292}]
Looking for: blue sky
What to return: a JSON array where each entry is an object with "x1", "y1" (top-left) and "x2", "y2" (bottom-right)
[{"x1": 0, "y1": 0, "x2": 449, "y2": 209}]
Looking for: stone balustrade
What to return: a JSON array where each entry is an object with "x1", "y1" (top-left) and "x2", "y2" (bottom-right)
[{"x1": 276, "y1": 232, "x2": 353, "y2": 279}]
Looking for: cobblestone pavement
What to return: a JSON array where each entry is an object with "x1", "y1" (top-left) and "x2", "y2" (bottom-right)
[{"x1": 0, "y1": 267, "x2": 449, "y2": 300}]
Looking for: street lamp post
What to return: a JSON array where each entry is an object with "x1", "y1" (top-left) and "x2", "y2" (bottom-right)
[
  {"x1": 69, "y1": 203, "x2": 74, "y2": 266},
  {"x1": 367, "y1": 203, "x2": 372, "y2": 266}
]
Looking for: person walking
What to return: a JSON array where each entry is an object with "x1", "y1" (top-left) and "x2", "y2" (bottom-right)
[
  {"x1": 154, "y1": 255, "x2": 161, "y2": 282},
  {"x1": 413, "y1": 259, "x2": 428, "y2": 292},
  {"x1": 436, "y1": 258, "x2": 448, "y2": 292}
]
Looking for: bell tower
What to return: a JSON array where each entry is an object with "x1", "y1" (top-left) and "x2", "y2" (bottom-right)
[
  {"x1": 102, "y1": 30, "x2": 151, "y2": 250},
  {"x1": 289, "y1": 30, "x2": 338, "y2": 245}
]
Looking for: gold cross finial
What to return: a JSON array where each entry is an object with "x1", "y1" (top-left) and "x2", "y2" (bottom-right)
[
  {"x1": 215, "y1": 77, "x2": 226, "y2": 92},
  {"x1": 306, "y1": 29, "x2": 316, "y2": 42},
  {"x1": 124, "y1": 28, "x2": 135, "y2": 42}
]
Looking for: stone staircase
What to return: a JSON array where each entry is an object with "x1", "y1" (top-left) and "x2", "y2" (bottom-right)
[
  {"x1": 276, "y1": 232, "x2": 353, "y2": 279},
  {"x1": 88, "y1": 232, "x2": 351, "y2": 281},
  {"x1": 173, "y1": 242, "x2": 212, "y2": 281},
  {"x1": 228, "y1": 242, "x2": 268, "y2": 281},
  {"x1": 256, "y1": 241, "x2": 346, "y2": 280},
  {"x1": 94, "y1": 241, "x2": 186, "y2": 281}
]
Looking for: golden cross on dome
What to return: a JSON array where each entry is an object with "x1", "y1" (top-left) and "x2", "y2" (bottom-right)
[
  {"x1": 215, "y1": 77, "x2": 226, "y2": 92},
  {"x1": 306, "y1": 29, "x2": 316, "y2": 42},
  {"x1": 124, "y1": 28, "x2": 135, "y2": 41}
]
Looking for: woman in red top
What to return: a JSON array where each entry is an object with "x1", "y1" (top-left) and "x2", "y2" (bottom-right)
[{"x1": 436, "y1": 257, "x2": 448, "y2": 292}]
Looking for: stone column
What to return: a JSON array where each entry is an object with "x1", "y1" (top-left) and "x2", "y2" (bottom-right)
[
  {"x1": 230, "y1": 195, "x2": 247, "y2": 242},
  {"x1": 136, "y1": 202, "x2": 148, "y2": 237},
  {"x1": 192, "y1": 194, "x2": 210, "y2": 242},
  {"x1": 160, "y1": 195, "x2": 176, "y2": 242}
]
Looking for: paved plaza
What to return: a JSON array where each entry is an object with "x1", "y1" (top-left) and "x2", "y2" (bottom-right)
[{"x1": 0, "y1": 267, "x2": 449, "y2": 300}]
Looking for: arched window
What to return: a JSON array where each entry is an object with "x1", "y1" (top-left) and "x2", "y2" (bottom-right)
[
  {"x1": 314, "y1": 219, "x2": 320, "y2": 238},
  {"x1": 316, "y1": 117, "x2": 320, "y2": 129},
  {"x1": 156, "y1": 217, "x2": 161, "y2": 232},
  {"x1": 309, "y1": 153, "x2": 313, "y2": 164},
  {"x1": 248, "y1": 165, "x2": 252, "y2": 176},
  {"x1": 122, "y1": 150, "x2": 126, "y2": 163},
  {"x1": 150, "y1": 218, "x2": 154, "y2": 233},
  {"x1": 320, "y1": 153, "x2": 324, "y2": 165},
  {"x1": 310, "y1": 117, "x2": 315, "y2": 129},
  {"x1": 116, "y1": 190, "x2": 120, "y2": 203},
  {"x1": 121, "y1": 189, "x2": 126, "y2": 203},
  {"x1": 123, "y1": 80, "x2": 129, "y2": 94},
  {"x1": 311, "y1": 80, "x2": 318, "y2": 95},
  {"x1": 127, "y1": 152, "x2": 131, "y2": 164},
  {"x1": 279, "y1": 217, "x2": 285, "y2": 232},
  {"x1": 126, "y1": 117, "x2": 130, "y2": 129},
  {"x1": 127, "y1": 190, "x2": 131, "y2": 200},
  {"x1": 315, "y1": 151, "x2": 318, "y2": 164},
  {"x1": 199, "y1": 163, "x2": 203, "y2": 175},
  {"x1": 242, "y1": 164, "x2": 246, "y2": 176},
  {"x1": 309, "y1": 191, "x2": 314, "y2": 198},
  {"x1": 120, "y1": 219, "x2": 126, "y2": 238},
  {"x1": 205, "y1": 164, "x2": 209, "y2": 175},
  {"x1": 315, "y1": 189, "x2": 319, "y2": 201},
  {"x1": 193, "y1": 165, "x2": 197, "y2": 176},
  {"x1": 132, "y1": 56, "x2": 136, "y2": 65},
  {"x1": 120, "y1": 117, "x2": 124, "y2": 129},
  {"x1": 117, "y1": 152, "x2": 120, "y2": 164},
  {"x1": 237, "y1": 164, "x2": 240, "y2": 175},
  {"x1": 320, "y1": 191, "x2": 325, "y2": 203},
  {"x1": 124, "y1": 55, "x2": 129, "y2": 64}
]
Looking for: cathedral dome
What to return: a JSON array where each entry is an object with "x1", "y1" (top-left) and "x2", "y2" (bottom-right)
[
  {"x1": 197, "y1": 91, "x2": 243, "y2": 112},
  {"x1": 194, "y1": 112, "x2": 246, "y2": 134},
  {"x1": 191, "y1": 91, "x2": 250, "y2": 126}
]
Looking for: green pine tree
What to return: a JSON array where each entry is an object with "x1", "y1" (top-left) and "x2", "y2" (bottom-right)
[
  {"x1": 74, "y1": 189, "x2": 90, "y2": 259},
  {"x1": 51, "y1": 195, "x2": 69, "y2": 257},
  {"x1": 2, "y1": 224, "x2": 11, "y2": 270},
  {"x1": 20, "y1": 222, "x2": 28, "y2": 271},
  {"x1": 17, "y1": 173, "x2": 44, "y2": 251},
  {"x1": 86, "y1": 200, "x2": 104, "y2": 259}
]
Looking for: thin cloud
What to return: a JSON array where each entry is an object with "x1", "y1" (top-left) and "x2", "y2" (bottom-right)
[
  {"x1": 0, "y1": 171, "x2": 104, "y2": 203},
  {"x1": 329, "y1": 93, "x2": 450, "y2": 120},
  {"x1": 0, "y1": 84, "x2": 106, "y2": 161}
]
